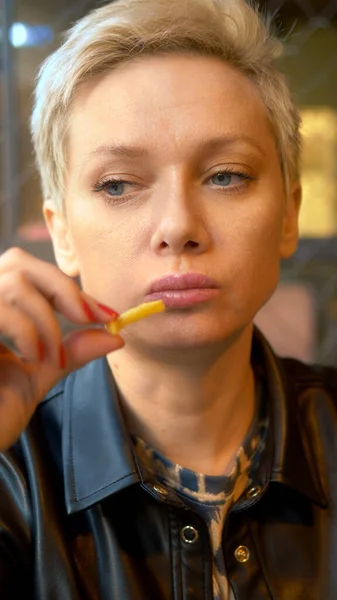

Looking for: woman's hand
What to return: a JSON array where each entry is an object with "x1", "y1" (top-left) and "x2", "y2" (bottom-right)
[{"x1": 0, "y1": 247, "x2": 123, "y2": 451}]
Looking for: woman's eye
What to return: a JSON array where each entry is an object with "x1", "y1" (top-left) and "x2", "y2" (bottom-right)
[
  {"x1": 104, "y1": 180, "x2": 127, "y2": 196},
  {"x1": 210, "y1": 172, "x2": 249, "y2": 187},
  {"x1": 92, "y1": 178, "x2": 135, "y2": 198}
]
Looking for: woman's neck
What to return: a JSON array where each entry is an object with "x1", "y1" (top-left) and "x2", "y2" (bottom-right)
[{"x1": 107, "y1": 326, "x2": 256, "y2": 475}]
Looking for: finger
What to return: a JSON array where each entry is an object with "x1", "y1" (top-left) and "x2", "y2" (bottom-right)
[
  {"x1": 62, "y1": 328, "x2": 124, "y2": 373},
  {"x1": 0, "y1": 297, "x2": 40, "y2": 362},
  {"x1": 0, "y1": 248, "x2": 119, "y2": 326},
  {"x1": 0, "y1": 273, "x2": 62, "y2": 363}
]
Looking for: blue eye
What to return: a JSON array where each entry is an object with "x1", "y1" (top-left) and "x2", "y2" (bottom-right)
[
  {"x1": 105, "y1": 180, "x2": 125, "y2": 196},
  {"x1": 92, "y1": 178, "x2": 131, "y2": 197},
  {"x1": 211, "y1": 172, "x2": 232, "y2": 186},
  {"x1": 211, "y1": 171, "x2": 251, "y2": 187},
  {"x1": 208, "y1": 170, "x2": 256, "y2": 192}
]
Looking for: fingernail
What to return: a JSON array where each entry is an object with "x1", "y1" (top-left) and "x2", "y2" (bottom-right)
[
  {"x1": 59, "y1": 345, "x2": 66, "y2": 370},
  {"x1": 97, "y1": 303, "x2": 119, "y2": 320},
  {"x1": 37, "y1": 339, "x2": 45, "y2": 363},
  {"x1": 81, "y1": 299, "x2": 97, "y2": 322}
]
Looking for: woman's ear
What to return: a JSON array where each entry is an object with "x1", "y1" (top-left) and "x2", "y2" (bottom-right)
[
  {"x1": 43, "y1": 199, "x2": 80, "y2": 277},
  {"x1": 279, "y1": 181, "x2": 302, "y2": 259}
]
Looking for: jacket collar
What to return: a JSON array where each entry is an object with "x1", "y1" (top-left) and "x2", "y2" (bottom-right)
[
  {"x1": 62, "y1": 358, "x2": 140, "y2": 514},
  {"x1": 252, "y1": 329, "x2": 327, "y2": 508},
  {"x1": 62, "y1": 330, "x2": 327, "y2": 515}
]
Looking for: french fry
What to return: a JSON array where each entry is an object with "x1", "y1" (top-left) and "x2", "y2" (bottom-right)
[{"x1": 106, "y1": 300, "x2": 165, "y2": 334}]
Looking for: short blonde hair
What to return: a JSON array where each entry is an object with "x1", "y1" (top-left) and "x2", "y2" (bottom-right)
[{"x1": 31, "y1": 0, "x2": 301, "y2": 209}]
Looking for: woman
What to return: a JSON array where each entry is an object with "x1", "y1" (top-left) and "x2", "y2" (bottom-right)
[{"x1": 1, "y1": 1, "x2": 336, "y2": 598}]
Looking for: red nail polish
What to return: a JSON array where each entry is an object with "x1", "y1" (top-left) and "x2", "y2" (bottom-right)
[
  {"x1": 59, "y1": 345, "x2": 66, "y2": 370},
  {"x1": 81, "y1": 299, "x2": 97, "y2": 322},
  {"x1": 97, "y1": 303, "x2": 119, "y2": 319},
  {"x1": 37, "y1": 339, "x2": 44, "y2": 362}
]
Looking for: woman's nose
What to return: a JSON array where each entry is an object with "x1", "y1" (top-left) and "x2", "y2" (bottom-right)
[{"x1": 150, "y1": 179, "x2": 211, "y2": 256}]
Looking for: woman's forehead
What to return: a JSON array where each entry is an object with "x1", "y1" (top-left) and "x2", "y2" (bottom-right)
[{"x1": 68, "y1": 54, "x2": 276, "y2": 166}]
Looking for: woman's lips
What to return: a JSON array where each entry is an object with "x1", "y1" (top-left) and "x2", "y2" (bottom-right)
[
  {"x1": 145, "y1": 288, "x2": 220, "y2": 308},
  {"x1": 145, "y1": 273, "x2": 220, "y2": 308}
]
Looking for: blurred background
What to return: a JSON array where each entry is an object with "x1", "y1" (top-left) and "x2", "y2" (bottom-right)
[{"x1": 0, "y1": 0, "x2": 337, "y2": 363}]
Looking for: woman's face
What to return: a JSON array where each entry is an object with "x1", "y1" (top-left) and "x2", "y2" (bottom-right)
[{"x1": 47, "y1": 54, "x2": 300, "y2": 350}]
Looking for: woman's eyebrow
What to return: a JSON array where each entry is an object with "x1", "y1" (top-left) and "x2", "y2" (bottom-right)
[
  {"x1": 86, "y1": 135, "x2": 265, "y2": 163},
  {"x1": 198, "y1": 136, "x2": 266, "y2": 157},
  {"x1": 88, "y1": 144, "x2": 149, "y2": 159}
]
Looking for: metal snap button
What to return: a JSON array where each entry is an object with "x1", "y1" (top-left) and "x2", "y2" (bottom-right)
[
  {"x1": 151, "y1": 484, "x2": 168, "y2": 498},
  {"x1": 246, "y1": 486, "x2": 262, "y2": 499},
  {"x1": 180, "y1": 525, "x2": 199, "y2": 544},
  {"x1": 234, "y1": 545, "x2": 250, "y2": 563}
]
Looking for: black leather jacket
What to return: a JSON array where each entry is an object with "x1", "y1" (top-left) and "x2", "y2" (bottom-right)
[{"x1": 1, "y1": 330, "x2": 337, "y2": 599}]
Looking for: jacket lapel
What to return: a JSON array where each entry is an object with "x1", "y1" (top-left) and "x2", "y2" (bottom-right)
[{"x1": 62, "y1": 357, "x2": 139, "y2": 514}]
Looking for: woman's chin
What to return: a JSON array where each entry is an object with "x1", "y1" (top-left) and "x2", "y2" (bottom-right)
[{"x1": 122, "y1": 318, "x2": 247, "y2": 352}]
